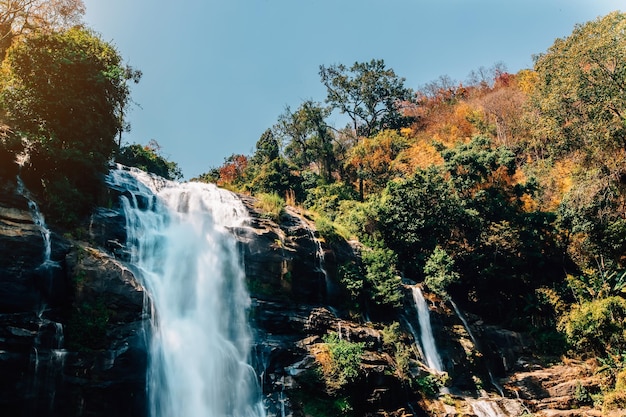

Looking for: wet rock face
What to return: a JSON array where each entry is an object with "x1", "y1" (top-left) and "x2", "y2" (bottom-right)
[
  {"x1": 0, "y1": 177, "x2": 148, "y2": 417},
  {"x1": 236, "y1": 196, "x2": 330, "y2": 304},
  {"x1": 0, "y1": 180, "x2": 69, "y2": 313}
]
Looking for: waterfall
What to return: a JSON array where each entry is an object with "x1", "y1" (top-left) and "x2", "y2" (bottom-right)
[
  {"x1": 16, "y1": 175, "x2": 59, "y2": 269},
  {"x1": 411, "y1": 286, "x2": 444, "y2": 372},
  {"x1": 108, "y1": 166, "x2": 265, "y2": 417},
  {"x1": 450, "y1": 299, "x2": 505, "y2": 397}
]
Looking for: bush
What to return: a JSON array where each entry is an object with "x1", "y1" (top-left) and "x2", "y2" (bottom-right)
[
  {"x1": 423, "y1": 246, "x2": 460, "y2": 298},
  {"x1": 116, "y1": 142, "x2": 182, "y2": 180},
  {"x1": 254, "y1": 192, "x2": 285, "y2": 222},
  {"x1": 559, "y1": 296, "x2": 626, "y2": 357},
  {"x1": 362, "y1": 247, "x2": 403, "y2": 309},
  {"x1": 321, "y1": 332, "x2": 364, "y2": 392}
]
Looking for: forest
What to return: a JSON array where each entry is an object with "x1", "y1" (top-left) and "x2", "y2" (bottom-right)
[{"x1": 0, "y1": 1, "x2": 625, "y2": 413}]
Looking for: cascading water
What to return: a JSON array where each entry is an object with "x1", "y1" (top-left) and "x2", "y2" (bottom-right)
[
  {"x1": 470, "y1": 399, "x2": 506, "y2": 417},
  {"x1": 16, "y1": 175, "x2": 59, "y2": 270},
  {"x1": 107, "y1": 166, "x2": 265, "y2": 417},
  {"x1": 411, "y1": 286, "x2": 444, "y2": 373},
  {"x1": 450, "y1": 299, "x2": 505, "y2": 397}
]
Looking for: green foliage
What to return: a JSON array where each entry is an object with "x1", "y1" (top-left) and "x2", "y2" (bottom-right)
[
  {"x1": 248, "y1": 156, "x2": 303, "y2": 199},
  {"x1": 319, "y1": 59, "x2": 414, "y2": 138},
  {"x1": 254, "y1": 192, "x2": 285, "y2": 222},
  {"x1": 274, "y1": 100, "x2": 336, "y2": 182},
  {"x1": 337, "y1": 261, "x2": 365, "y2": 310},
  {"x1": 314, "y1": 215, "x2": 343, "y2": 243},
  {"x1": 333, "y1": 197, "x2": 382, "y2": 244},
  {"x1": 532, "y1": 12, "x2": 626, "y2": 162},
  {"x1": 362, "y1": 247, "x2": 403, "y2": 309},
  {"x1": 378, "y1": 166, "x2": 461, "y2": 275},
  {"x1": 304, "y1": 182, "x2": 359, "y2": 219},
  {"x1": 322, "y1": 332, "x2": 364, "y2": 392},
  {"x1": 415, "y1": 374, "x2": 440, "y2": 398},
  {"x1": 423, "y1": 246, "x2": 460, "y2": 298},
  {"x1": 117, "y1": 142, "x2": 182, "y2": 180},
  {"x1": 381, "y1": 322, "x2": 412, "y2": 377},
  {"x1": 1, "y1": 27, "x2": 140, "y2": 226},
  {"x1": 559, "y1": 296, "x2": 626, "y2": 357},
  {"x1": 2, "y1": 27, "x2": 138, "y2": 159},
  {"x1": 66, "y1": 297, "x2": 110, "y2": 351}
]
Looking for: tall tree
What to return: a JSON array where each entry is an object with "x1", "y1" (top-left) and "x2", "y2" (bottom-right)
[
  {"x1": 532, "y1": 11, "x2": 626, "y2": 168},
  {"x1": 1, "y1": 27, "x2": 140, "y2": 224},
  {"x1": 319, "y1": 59, "x2": 413, "y2": 140},
  {"x1": 274, "y1": 100, "x2": 335, "y2": 182}
]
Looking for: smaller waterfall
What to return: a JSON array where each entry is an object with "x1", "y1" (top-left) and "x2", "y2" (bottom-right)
[
  {"x1": 307, "y1": 226, "x2": 333, "y2": 301},
  {"x1": 16, "y1": 175, "x2": 59, "y2": 269},
  {"x1": 450, "y1": 299, "x2": 505, "y2": 397},
  {"x1": 411, "y1": 286, "x2": 444, "y2": 372}
]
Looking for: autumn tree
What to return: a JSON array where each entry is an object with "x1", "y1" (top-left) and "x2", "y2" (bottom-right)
[
  {"x1": 531, "y1": 11, "x2": 626, "y2": 270},
  {"x1": 345, "y1": 129, "x2": 409, "y2": 195},
  {"x1": 0, "y1": 0, "x2": 85, "y2": 56}
]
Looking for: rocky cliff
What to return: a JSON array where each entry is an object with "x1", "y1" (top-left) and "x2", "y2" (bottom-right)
[
  {"x1": 1, "y1": 172, "x2": 623, "y2": 417},
  {"x1": 0, "y1": 177, "x2": 147, "y2": 417}
]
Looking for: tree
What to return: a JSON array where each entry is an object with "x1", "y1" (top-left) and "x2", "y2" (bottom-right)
[
  {"x1": 0, "y1": 0, "x2": 85, "y2": 56},
  {"x1": 0, "y1": 27, "x2": 140, "y2": 224},
  {"x1": 531, "y1": 11, "x2": 626, "y2": 271},
  {"x1": 2, "y1": 27, "x2": 139, "y2": 160},
  {"x1": 345, "y1": 129, "x2": 409, "y2": 195},
  {"x1": 274, "y1": 100, "x2": 336, "y2": 182},
  {"x1": 319, "y1": 59, "x2": 413, "y2": 139},
  {"x1": 531, "y1": 11, "x2": 626, "y2": 172},
  {"x1": 116, "y1": 141, "x2": 183, "y2": 181},
  {"x1": 378, "y1": 166, "x2": 462, "y2": 275}
]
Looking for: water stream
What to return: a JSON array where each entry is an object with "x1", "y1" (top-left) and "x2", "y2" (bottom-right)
[
  {"x1": 108, "y1": 166, "x2": 265, "y2": 417},
  {"x1": 410, "y1": 285, "x2": 444, "y2": 372},
  {"x1": 450, "y1": 299, "x2": 505, "y2": 397}
]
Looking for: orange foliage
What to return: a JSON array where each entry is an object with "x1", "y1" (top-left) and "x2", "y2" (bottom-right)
[
  {"x1": 218, "y1": 154, "x2": 248, "y2": 185},
  {"x1": 395, "y1": 140, "x2": 444, "y2": 174}
]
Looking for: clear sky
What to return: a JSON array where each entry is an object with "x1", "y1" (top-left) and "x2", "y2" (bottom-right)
[{"x1": 82, "y1": 0, "x2": 624, "y2": 180}]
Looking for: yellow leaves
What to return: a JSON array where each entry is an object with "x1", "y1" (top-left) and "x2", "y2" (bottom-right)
[
  {"x1": 516, "y1": 69, "x2": 538, "y2": 96},
  {"x1": 395, "y1": 140, "x2": 443, "y2": 174}
]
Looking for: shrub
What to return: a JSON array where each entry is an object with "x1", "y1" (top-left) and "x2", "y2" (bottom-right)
[
  {"x1": 321, "y1": 332, "x2": 364, "y2": 392},
  {"x1": 423, "y1": 246, "x2": 460, "y2": 298},
  {"x1": 559, "y1": 296, "x2": 626, "y2": 357},
  {"x1": 254, "y1": 192, "x2": 285, "y2": 222},
  {"x1": 362, "y1": 247, "x2": 403, "y2": 309}
]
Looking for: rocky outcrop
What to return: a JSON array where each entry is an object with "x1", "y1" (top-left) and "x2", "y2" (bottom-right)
[
  {"x1": 0, "y1": 177, "x2": 148, "y2": 417},
  {"x1": 236, "y1": 196, "x2": 333, "y2": 304}
]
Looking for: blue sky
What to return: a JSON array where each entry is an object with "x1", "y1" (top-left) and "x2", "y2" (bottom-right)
[{"x1": 82, "y1": 0, "x2": 624, "y2": 179}]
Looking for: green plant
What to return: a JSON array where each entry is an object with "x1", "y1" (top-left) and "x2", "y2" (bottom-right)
[
  {"x1": 559, "y1": 296, "x2": 626, "y2": 357},
  {"x1": 423, "y1": 246, "x2": 460, "y2": 298},
  {"x1": 416, "y1": 374, "x2": 440, "y2": 398},
  {"x1": 254, "y1": 192, "x2": 285, "y2": 222},
  {"x1": 321, "y1": 332, "x2": 364, "y2": 392},
  {"x1": 66, "y1": 297, "x2": 110, "y2": 351},
  {"x1": 362, "y1": 247, "x2": 403, "y2": 308}
]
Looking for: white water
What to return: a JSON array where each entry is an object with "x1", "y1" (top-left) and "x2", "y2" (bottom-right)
[
  {"x1": 16, "y1": 175, "x2": 59, "y2": 269},
  {"x1": 450, "y1": 299, "x2": 505, "y2": 397},
  {"x1": 108, "y1": 166, "x2": 265, "y2": 417},
  {"x1": 411, "y1": 286, "x2": 444, "y2": 372},
  {"x1": 470, "y1": 399, "x2": 506, "y2": 417}
]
